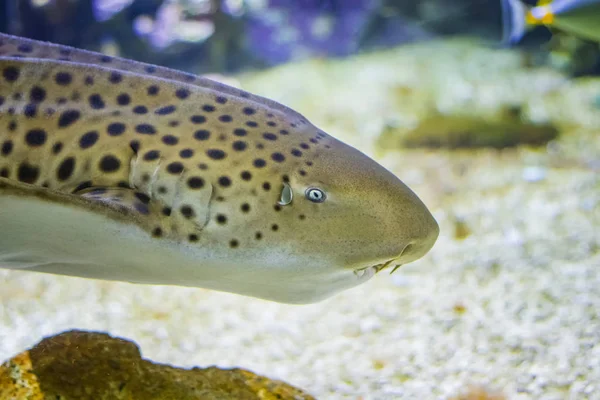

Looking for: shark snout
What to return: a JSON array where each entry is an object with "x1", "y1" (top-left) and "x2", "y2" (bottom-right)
[{"x1": 395, "y1": 207, "x2": 439, "y2": 265}]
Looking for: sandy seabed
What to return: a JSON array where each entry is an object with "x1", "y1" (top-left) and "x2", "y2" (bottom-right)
[{"x1": 1, "y1": 40, "x2": 599, "y2": 399}]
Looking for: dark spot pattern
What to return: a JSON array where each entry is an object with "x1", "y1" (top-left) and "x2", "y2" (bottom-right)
[
  {"x1": 117, "y1": 93, "x2": 131, "y2": 105},
  {"x1": 271, "y1": 152, "x2": 285, "y2": 163},
  {"x1": 107, "y1": 122, "x2": 126, "y2": 136},
  {"x1": 57, "y1": 157, "x2": 75, "y2": 181},
  {"x1": 218, "y1": 176, "x2": 231, "y2": 187},
  {"x1": 207, "y1": 149, "x2": 226, "y2": 160},
  {"x1": 155, "y1": 105, "x2": 176, "y2": 115},
  {"x1": 23, "y1": 104, "x2": 37, "y2": 118},
  {"x1": 133, "y1": 105, "x2": 148, "y2": 114},
  {"x1": 88, "y1": 94, "x2": 105, "y2": 109},
  {"x1": 54, "y1": 72, "x2": 72, "y2": 85},
  {"x1": 175, "y1": 88, "x2": 190, "y2": 99},
  {"x1": 29, "y1": 86, "x2": 46, "y2": 103},
  {"x1": 25, "y1": 129, "x2": 47, "y2": 147},
  {"x1": 99, "y1": 155, "x2": 121, "y2": 172},
  {"x1": 18, "y1": 162, "x2": 39, "y2": 183},
  {"x1": 180, "y1": 205, "x2": 194, "y2": 219},
  {"x1": 3, "y1": 66, "x2": 20, "y2": 82},
  {"x1": 79, "y1": 131, "x2": 99, "y2": 149},
  {"x1": 187, "y1": 177, "x2": 204, "y2": 189},
  {"x1": 109, "y1": 72, "x2": 123, "y2": 84},
  {"x1": 167, "y1": 162, "x2": 184, "y2": 174},
  {"x1": 180, "y1": 149, "x2": 193, "y2": 158},
  {"x1": 136, "y1": 124, "x2": 156, "y2": 135},
  {"x1": 253, "y1": 159, "x2": 266, "y2": 168},
  {"x1": 162, "y1": 135, "x2": 179, "y2": 146},
  {"x1": 58, "y1": 109, "x2": 81, "y2": 128},
  {"x1": 52, "y1": 142, "x2": 63, "y2": 154},
  {"x1": 232, "y1": 141, "x2": 247, "y2": 151},
  {"x1": 191, "y1": 115, "x2": 206, "y2": 124},
  {"x1": 144, "y1": 150, "x2": 160, "y2": 161},
  {"x1": 1, "y1": 141, "x2": 13, "y2": 156},
  {"x1": 194, "y1": 130, "x2": 210, "y2": 141},
  {"x1": 240, "y1": 171, "x2": 252, "y2": 181}
]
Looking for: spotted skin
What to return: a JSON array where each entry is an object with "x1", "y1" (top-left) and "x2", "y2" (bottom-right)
[{"x1": 0, "y1": 33, "x2": 439, "y2": 304}]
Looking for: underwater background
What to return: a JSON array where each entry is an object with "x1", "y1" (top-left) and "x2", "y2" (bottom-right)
[{"x1": 0, "y1": 0, "x2": 599, "y2": 399}]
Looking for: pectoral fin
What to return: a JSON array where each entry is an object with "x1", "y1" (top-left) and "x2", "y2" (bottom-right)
[
  {"x1": 0, "y1": 178, "x2": 169, "y2": 237},
  {"x1": 0, "y1": 178, "x2": 179, "y2": 282}
]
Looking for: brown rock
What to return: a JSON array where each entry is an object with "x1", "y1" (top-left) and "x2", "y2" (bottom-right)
[{"x1": 0, "y1": 330, "x2": 315, "y2": 400}]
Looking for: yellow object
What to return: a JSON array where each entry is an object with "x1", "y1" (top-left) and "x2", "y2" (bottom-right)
[{"x1": 526, "y1": 5, "x2": 555, "y2": 25}]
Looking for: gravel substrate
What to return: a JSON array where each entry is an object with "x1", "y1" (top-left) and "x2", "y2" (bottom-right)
[{"x1": 1, "y1": 40, "x2": 598, "y2": 399}]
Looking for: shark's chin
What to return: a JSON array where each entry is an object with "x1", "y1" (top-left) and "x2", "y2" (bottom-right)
[{"x1": 182, "y1": 264, "x2": 379, "y2": 304}]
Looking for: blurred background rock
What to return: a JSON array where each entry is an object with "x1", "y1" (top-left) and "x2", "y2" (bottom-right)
[{"x1": 1, "y1": 0, "x2": 597, "y2": 76}]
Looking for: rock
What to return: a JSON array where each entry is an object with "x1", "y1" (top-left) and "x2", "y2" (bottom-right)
[
  {"x1": 381, "y1": 111, "x2": 560, "y2": 149},
  {"x1": 0, "y1": 330, "x2": 314, "y2": 400}
]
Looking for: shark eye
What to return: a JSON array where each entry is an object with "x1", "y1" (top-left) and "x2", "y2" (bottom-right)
[
  {"x1": 305, "y1": 187, "x2": 326, "y2": 203},
  {"x1": 278, "y1": 182, "x2": 293, "y2": 206}
]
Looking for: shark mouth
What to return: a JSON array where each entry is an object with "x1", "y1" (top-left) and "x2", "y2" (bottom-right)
[{"x1": 353, "y1": 259, "x2": 399, "y2": 278}]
